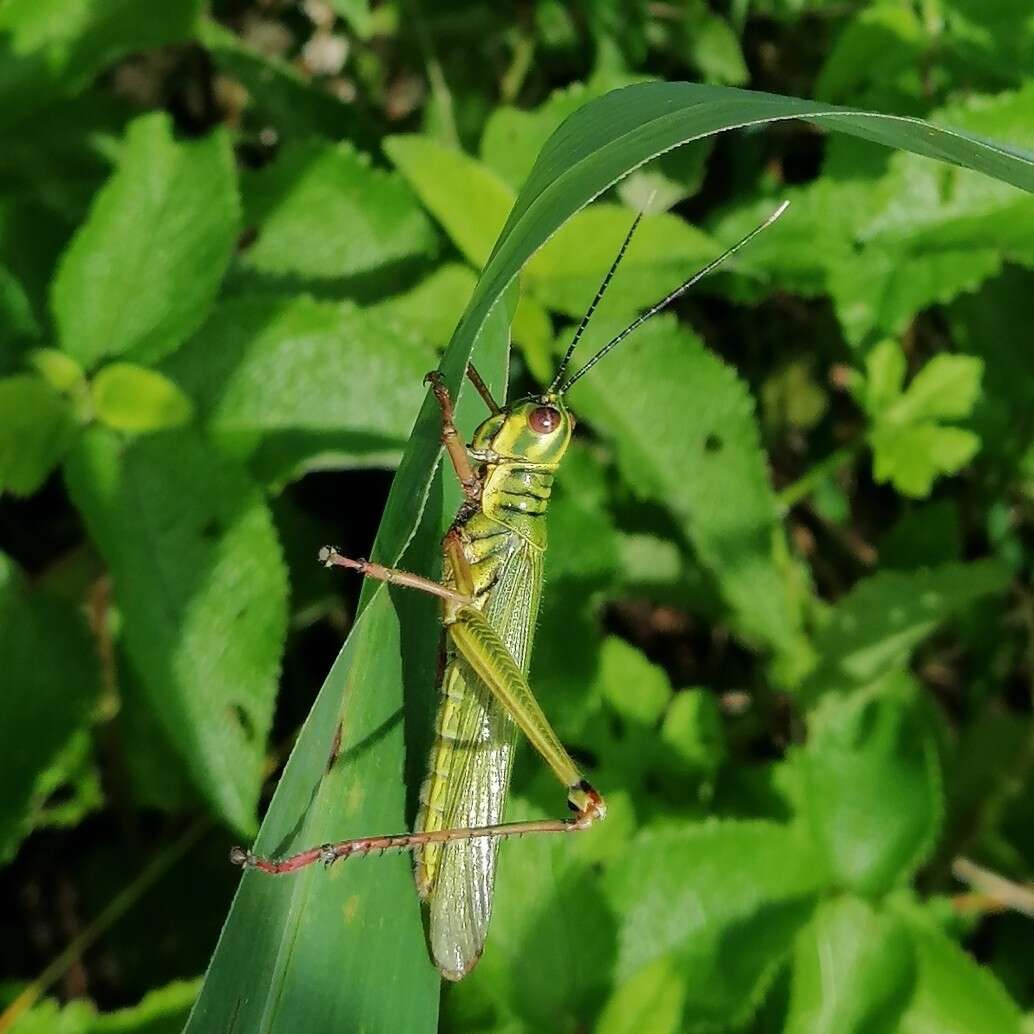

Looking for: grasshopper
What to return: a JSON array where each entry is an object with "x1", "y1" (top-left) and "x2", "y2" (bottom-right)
[{"x1": 232, "y1": 201, "x2": 789, "y2": 980}]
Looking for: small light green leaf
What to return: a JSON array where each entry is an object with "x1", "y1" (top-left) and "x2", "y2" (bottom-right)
[
  {"x1": 785, "y1": 895, "x2": 915, "y2": 1034},
  {"x1": 28, "y1": 348, "x2": 85, "y2": 394},
  {"x1": 51, "y1": 112, "x2": 239, "y2": 368},
  {"x1": 607, "y1": 820, "x2": 823, "y2": 1029},
  {"x1": 805, "y1": 560, "x2": 1011, "y2": 695},
  {"x1": 896, "y1": 914, "x2": 1023, "y2": 1034},
  {"x1": 65, "y1": 427, "x2": 287, "y2": 833},
  {"x1": 597, "y1": 954, "x2": 686, "y2": 1034},
  {"x1": 596, "y1": 637, "x2": 672, "y2": 725},
  {"x1": 682, "y1": 1, "x2": 749, "y2": 85},
  {"x1": 0, "y1": 0, "x2": 201, "y2": 128},
  {"x1": 239, "y1": 139, "x2": 437, "y2": 285},
  {"x1": 91, "y1": 363, "x2": 194, "y2": 432},
  {"x1": 571, "y1": 315, "x2": 803, "y2": 656},
  {"x1": 761, "y1": 359, "x2": 829, "y2": 431},
  {"x1": 0, "y1": 375, "x2": 78, "y2": 496},
  {"x1": 799, "y1": 673, "x2": 942, "y2": 896},
  {"x1": 870, "y1": 423, "x2": 980, "y2": 498},
  {"x1": 368, "y1": 264, "x2": 477, "y2": 346},
  {"x1": 890, "y1": 354, "x2": 984, "y2": 423},
  {"x1": 862, "y1": 338, "x2": 906, "y2": 417},
  {"x1": 384, "y1": 135, "x2": 515, "y2": 268},
  {"x1": 0, "y1": 554, "x2": 100, "y2": 862}
]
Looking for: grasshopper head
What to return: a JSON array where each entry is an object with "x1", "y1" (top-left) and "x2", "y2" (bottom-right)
[{"x1": 472, "y1": 394, "x2": 573, "y2": 466}]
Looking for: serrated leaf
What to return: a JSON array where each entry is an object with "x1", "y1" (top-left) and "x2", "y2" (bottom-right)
[
  {"x1": 0, "y1": 554, "x2": 99, "y2": 861},
  {"x1": 239, "y1": 140, "x2": 437, "y2": 285},
  {"x1": 607, "y1": 820, "x2": 823, "y2": 1030},
  {"x1": 571, "y1": 315, "x2": 803, "y2": 656},
  {"x1": 91, "y1": 363, "x2": 193, "y2": 432},
  {"x1": 785, "y1": 895, "x2": 915, "y2": 1034},
  {"x1": 165, "y1": 295, "x2": 438, "y2": 483},
  {"x1": 64, "y1": 427, "x2": 286, "y2": 833},
  {"x1": 524, "y1": 203, "x2": 719, "y2": 319},
  {"x1": 51, "y1": 112, "x2": 239, "y2": 368},
  {"x1": 596, "y1": 954, "x2": 686, "y2": 1034},
  {"x1": 384, "y1": 135, "x2": 514, "y2": 269},
  {"x1": 0, "y1": 0, "x2": 201, "y2": 129},
  {"x1": 805, "y1": 560, "x2": 1011, "y2": 695},
  {"x1": 896, "y1": 914, "x2": 1023, "y2": 1034},
  {"x1": 799, "y1": 674, "x2": 942, "y2": 896},
  {"x1": 891, "y1": 354, "x2": 984, "y2": 423},
  {"x1": 0, "y1": 375, "x2": 78, "y2": 496},
  {"x1": 870, "y1": 422, "x2": 980, "y2": 498}
]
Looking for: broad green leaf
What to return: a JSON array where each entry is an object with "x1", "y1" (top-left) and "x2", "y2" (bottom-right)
[
  {"x1": 165, "y1": 295, "x2": 438, "y2": 483},
  {"x1": 785, "y1": 895, "x2": 915, "y2": 1034},
  {"x1": 369, "y1": 264, "x2": 477, "y2": 346},
  {"x1": 524, "y1": 203, "x2": 718, "y2": 318},
  {"x1": 91, "y1": 363, "x2": 194, "y2": 432},
  {"x1": 804, "y1": 560, "x2": 1011, "y2": 695},
  {"x1": 190, "y1": 79, "x2": 1034, "y2": 1027},
  {"x1": 607, "y1": 820, "x2": 823, "y2": 1029},
  {"x1": 51, "y1": 112, "x2": 239, "y2": 368},
  {"x1": 0, "y1": 554, "x2": 100, "y2": 862},
  {"x1": 65, "y1": 427, "x2": 286, "y2": 833},
  {"x1": 660, "y1": 689, "x2": 726, "y2": 777},
  {"x1": 595, "y1": 637, "x2": 672, "y2": 725},
  {"x1": 571, "y1": 315, "x2": 804, "y2": 657},
  {"x1": 239, "y1": 139, "x2": 437, "y2": 285},
  {"x1": 0, "y1": 375, "x2": 77, "y2": 496},
  {"x1": 942, "y1": 0, "x2": 1034, "y2": 81},
  {"x1": 798, "y1": 674, "x2": 942, "y2": 897},
  {"x1": 0, "y1": 0, "x2": 201, "y2": 129},
  {"x1": 681, "y1": 1, "x2": 749, "y2": 85},
  {"x1": 384, "y1": 135, "x2": 514, "y2": 268},
  {"x1": 896, "y1": 914, "x2": 1023, "y2": 1034},
  {"x1": 596, "y1": 954, "x2": 687, "y2": 1034},
  {"x1": 871, "y1": 422, "x2": 980, "y2": 498}
]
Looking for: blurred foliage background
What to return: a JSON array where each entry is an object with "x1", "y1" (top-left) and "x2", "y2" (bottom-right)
[{"x1": 2, "y1": 1, "x2": 1034, "y2": 1032}]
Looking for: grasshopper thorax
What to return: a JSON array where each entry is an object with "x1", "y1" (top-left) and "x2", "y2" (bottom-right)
[{"x1": 472, "y1": 395, "x2": 573, "y2": 467}]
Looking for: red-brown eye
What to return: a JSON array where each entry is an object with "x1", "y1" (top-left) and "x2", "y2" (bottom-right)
[{"x1": 528, "y1": 405, "x2": 561, "y2": 434}]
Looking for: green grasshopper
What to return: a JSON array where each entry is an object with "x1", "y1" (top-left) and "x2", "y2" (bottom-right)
[{"x1": 232, "y1": 201, "x2": 789, "y2": 980}]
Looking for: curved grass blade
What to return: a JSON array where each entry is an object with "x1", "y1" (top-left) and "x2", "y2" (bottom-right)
[{"x1": 189, "y1": 82, "x2": 1034, "y2": 1032}]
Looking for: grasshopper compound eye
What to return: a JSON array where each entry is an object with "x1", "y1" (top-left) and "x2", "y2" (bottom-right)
[{"x1": 528, "y1": 405, "x2": 561, "y2": 434}]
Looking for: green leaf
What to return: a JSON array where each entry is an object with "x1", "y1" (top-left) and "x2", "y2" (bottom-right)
[
  {"x1": 64, "y1": 427, "x2": 287, "y2": 833},
  {"x1": 0, "y1": 554, "x2": 100, "y2": 861},
  {"x1": 190, "y1": 79, "x2": 1034, "y2": 1025},
  {"x1": 524, "y1": 203, "x2": 718, "y2": 319},
  {"x1": 0, "y1": 375, "x2": 77, "y2": 496},
  {"x1": 785, "y1": 895, "x2": 915, "y2": 1034},
  {"x1": 596, "y1": 637, "x2": 672, "y2": 725},
  {"x1": 896, "y1": 914, "x2": 1023, "y2": 1034},
  {"x1": 51, "y1": 112, "x2": 240, "y2": 368},
  {"x1": 891, "y1": 354, "x2": 984, "y2": 423},
  {"x1": 239, "y1": 140, "x2": 437, "y2": 286},
  {"x1": 607, "y1": 820, "x2": 822, "y2": 1029},
  {"x1": 165, "y1": 295, "x2": 438, "y2": 484},
  {"x1": 91, "y1": 363, "x2": 194, "y2": 432},
  {"x1": 870, "y1": 423, "x2": 980, "y2": 498},
  {"x1": 862, "y1": 338, "x2": 907, "y2": 417},
  {"x1": 384, "y1": 135, "x2": 514, "y2": 268},
  {"x1": 0, "y1": 0, "x2": 201, "y2": 129},
  {"x1": 571, "y1": 315, "x2": 804, "y2": 657},
  {"x1": 804, "y1": 560, "x2": 1011, "y2": 695},
  {"x1": 596, "y1": 954, "x2": 687, "y2": 1034},
  {"x1": 660, "y1": 689, "x2": 726, "y2": 777},
  {"x1": 27, "y1": 348, "x2": 85, "y2": 394},
  {"x1": 369, "y1": 264, "x2": 477, "y2": 346},
  {"x1": 798, "y1": 674, "x2": 942, "y2": 897},
  {"x1": 681, "y1": 2, "x2": 749, "y2": 86}
]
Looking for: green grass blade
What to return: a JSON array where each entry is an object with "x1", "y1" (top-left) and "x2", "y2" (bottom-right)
[{"x1": 190, "y1": 81, "x2": 1034, "y2": 1031}]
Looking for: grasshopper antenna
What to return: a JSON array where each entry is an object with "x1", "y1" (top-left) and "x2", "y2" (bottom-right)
[{"x1": 558, "y1": 200, "x2": 790, "y2": 394}]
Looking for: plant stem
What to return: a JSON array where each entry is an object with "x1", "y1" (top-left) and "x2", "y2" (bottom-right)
[{"x1": 777, "y1": 441, "x2": 862, "y2": 512}]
